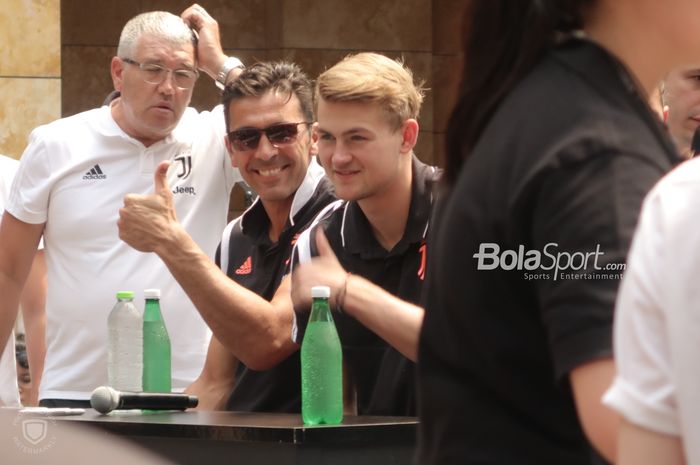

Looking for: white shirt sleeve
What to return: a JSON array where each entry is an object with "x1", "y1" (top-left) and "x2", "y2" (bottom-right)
[
  {"x1": 605, "y1": 167, "x2": 700, "y2": 461},
  {"x1": 604, "y1": 187, "x2": 679, "y2": 434},
  {"x1": 6, "y1": 127, "x2": 53, "y2": 224}
]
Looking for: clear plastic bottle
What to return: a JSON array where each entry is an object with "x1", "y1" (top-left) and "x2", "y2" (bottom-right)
[
  {"x1": 107, "y1": 290, "x2": 143, "y2": 391},
  {"x1": 301, "y1": 285, "x2": 343, "y2": 425},
  {"x1": 142, "y1": 288, "x2": 172, "y2": 393}
]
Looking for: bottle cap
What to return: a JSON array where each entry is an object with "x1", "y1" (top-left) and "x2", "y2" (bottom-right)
[
  {"x1": 144, "y1": 288, "x2": 161, "y2": 299},
  {"x1": 311, "y1": 286, "x2": 331, "y2": 299},
  {"x1": 116, "y1": 291, "x2": 134, "y2": 299}
]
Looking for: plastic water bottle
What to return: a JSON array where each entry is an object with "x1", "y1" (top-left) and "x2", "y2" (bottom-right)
[
  {"x1": 142, "y1": 288, "x2": 172, "y2": 393},
  {"x1": 301, "y1": 286, "x2": 343, "y2": 425},
  {"x1": 107, "y1": 291, "x2": 143, "y2": 391}
]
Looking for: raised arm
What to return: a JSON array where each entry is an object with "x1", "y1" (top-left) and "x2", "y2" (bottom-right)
[
  {"x1": 118, "y1": 161, "x2": 297, "y2": 370},
  {"x1": 181, "y1": 4, "x2": 243, "y2": 85}
]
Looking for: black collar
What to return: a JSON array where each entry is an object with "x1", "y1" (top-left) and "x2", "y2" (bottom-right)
[
  {"x1": 552, "y1": 36, "x2": 681, "y2": 166},
  {"x1": 340, "y1": 156, "x2": 439, "y2": 259},
  {"x1": 240, "y1": 157, "x2": 327, "y2": 244}
]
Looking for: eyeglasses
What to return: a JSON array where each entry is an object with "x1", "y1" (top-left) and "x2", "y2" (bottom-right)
[
  {"x1": 227, "y1": 122, "x2": 312, "y2": 151},
  {"x1": 121, "y1": 57, "x2": 199, "y2": 89}
]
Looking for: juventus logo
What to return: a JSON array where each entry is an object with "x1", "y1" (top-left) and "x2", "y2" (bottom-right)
[{"x1": 174, "y1": 154, "x2": 192, "y2": 179}]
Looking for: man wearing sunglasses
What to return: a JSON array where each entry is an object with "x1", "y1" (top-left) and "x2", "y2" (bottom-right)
[
  {"x1": 0, "y1": 6, "x2": 246, "y2": 407},
  {"x1": 118, "y1": 61, "x2": 336, "y2": 412}
]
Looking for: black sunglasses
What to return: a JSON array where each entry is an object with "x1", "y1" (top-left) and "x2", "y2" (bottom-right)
[{"x1": 227, "y1": 122, "x2": 312, "y2": 151}]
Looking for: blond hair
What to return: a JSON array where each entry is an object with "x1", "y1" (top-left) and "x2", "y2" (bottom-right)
[{"x1": 315, "y1": 52, "x2": 425, "y2": 130}]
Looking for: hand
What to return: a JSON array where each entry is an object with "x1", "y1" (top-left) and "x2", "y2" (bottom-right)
[
  {"x1": 292, "y1": 229, "x2": 348, "y2": 312},
  {"x1": 118, "y1": 161, "x2": 178, "y2": 253},
  {"x1": 181, "y1": 4, "x2": 227, "y2": 79}
]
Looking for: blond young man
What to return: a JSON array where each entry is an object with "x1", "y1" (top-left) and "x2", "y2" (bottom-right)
[{"x1": 289, "y1": 53, "x2": 439, "y2": 415}]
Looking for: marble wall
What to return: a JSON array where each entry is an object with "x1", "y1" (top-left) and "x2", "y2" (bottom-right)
[{"x1": 0, "y1": 0, "x2": 62, "y2": 160}]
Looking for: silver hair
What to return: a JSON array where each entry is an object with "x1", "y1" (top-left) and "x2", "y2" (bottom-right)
[{"x1": 117, "y1": 11, "x2": 196, "y2": 59}]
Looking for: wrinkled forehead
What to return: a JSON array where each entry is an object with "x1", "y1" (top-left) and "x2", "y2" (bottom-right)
[{"x1": 134, "y1": 33, "x2": 197, "y2": 65}]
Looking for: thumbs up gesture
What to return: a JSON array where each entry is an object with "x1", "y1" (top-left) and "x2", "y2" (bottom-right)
[
  {"x1": 118, "y1": 161, "x2": 179, "y2": 253},
  {"x1": 291, "y1": 228, "x2": 349, "y2": 312}
]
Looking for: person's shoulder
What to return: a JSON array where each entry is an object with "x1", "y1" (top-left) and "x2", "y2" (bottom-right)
[
  {"x1": 223, "y1": 214, "x2": 245, "y2": 241},
  {"x1": 501, "y1": 40, "x2": 642, "y2": 134},
  {"x1": 476, "y1": 43, "x2": 673, "y2": 178},
  {"x1": 171, "y1": 106, "x2": 225, "y2": 144},
  {"x1": 30, "y1": 107, "x2": 109, "y2": 141},
  {"x1": 0, "y1": 155, "x2": 19, "y2": 171},
  {"x1": 646, "y1": 158, "x2": 700, "y2": 204},
  {"x1": 315, "y1": 199, "x2": 345, "y2": 228},
  {"x1": 309, "y1": 176, "x2": 337, "y2": 209},
  {"x1": 295, "y1": 199, "x2": 345, "y2": 256},
  {"x1": 177, "y1": 105, "x2": 223, "y2": 126},
  {"x1": 625, "y1": 158, "x2": 700, "y2": 244},
  {"x1": 0, "y1": 155, "x2": 19, "y2": 194},
  {"x1": 413, "y1": 158, "x2": 442, "y2": 182}
]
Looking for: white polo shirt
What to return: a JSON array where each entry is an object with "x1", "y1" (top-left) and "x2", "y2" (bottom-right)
[
  {"x1": 7, "y1": 103, "x2": 240, "y2": 400},
  {"x1": 604, "y1": 157, "x2": 700, "y2": 464},
  {"x1": 0, "y1": 155, "x2": 20, "y2": 406}
]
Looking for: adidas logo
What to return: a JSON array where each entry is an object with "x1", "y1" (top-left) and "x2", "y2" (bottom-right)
[
  {"x1": 83, "y1": 164, "x2": 106, "y2": 180},
  {"x1": 235, "y1": 256, "x2": 252, "y2": 275}
]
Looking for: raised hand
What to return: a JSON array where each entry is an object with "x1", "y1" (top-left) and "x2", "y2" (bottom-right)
[
  {"x1": 118, "y1": 160, "x2": 178, "y2": 253},
  {"x1": 292, "y1": 228, "x2": 348, "y2": 312},
  {"x1": 180, "y1": 4, "x2": 227, "y2": 79}
]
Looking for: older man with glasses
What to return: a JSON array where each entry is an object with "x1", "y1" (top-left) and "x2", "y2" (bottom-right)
[
  {"x1": 118, "y1": 61, "x2": 336, "y2": 412},
  {"x1": 0, "y1": 5, "x2": 246, "y2": 407}
]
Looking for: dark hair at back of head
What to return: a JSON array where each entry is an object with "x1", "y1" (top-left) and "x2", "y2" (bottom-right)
[
  {"x1": 443, "y1": 0, "x2": 591, "y2": 187},
  {"x1": 222, "y1": 61, "x2": 314, "y2": 133}
]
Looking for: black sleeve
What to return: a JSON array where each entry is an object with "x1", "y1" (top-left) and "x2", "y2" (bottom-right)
[
  {"x1": 214, "y1": 242, "x2": 222, "y2": 268},
  {"x1": 531, "y1": 148, "x2": 665, "y2": 380}
]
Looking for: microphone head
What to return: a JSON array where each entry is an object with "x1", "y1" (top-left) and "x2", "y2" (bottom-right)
[{"x1": 91, "y1": 386, "x2": 119, "y2": 414}]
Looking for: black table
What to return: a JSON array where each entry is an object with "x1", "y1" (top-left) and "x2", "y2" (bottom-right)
[{"x1": 57, "y1": 410, "x2": 418, "y2": 465}]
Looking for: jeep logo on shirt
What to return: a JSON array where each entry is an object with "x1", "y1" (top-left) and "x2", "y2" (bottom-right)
[{"x1": 172, "y1": 186, "x2": 196, "y2": 195}]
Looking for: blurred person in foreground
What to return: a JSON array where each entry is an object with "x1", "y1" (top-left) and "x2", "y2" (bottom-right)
[{"x1": 417, "y1": 0, "x2": 685, "y2": 464}]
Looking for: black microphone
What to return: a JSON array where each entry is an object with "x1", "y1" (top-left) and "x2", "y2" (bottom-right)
[
  {"x1": 691, "y1": 126, "x2": 700, "y2": 158},
  {"x1": 90, "y1": 386, "x2": 198, "y2": 414}
]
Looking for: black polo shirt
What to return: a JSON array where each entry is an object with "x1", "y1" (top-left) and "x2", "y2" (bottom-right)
[
  {"x1": 293, "y1": 156, "x2": 440, "y2": 416},
  {"x1": 418, "y1": 38, "x2": 681, "y2": 464},
  {"x1": 214, "y1": 159, "x2": 335, "y2": 413}
]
